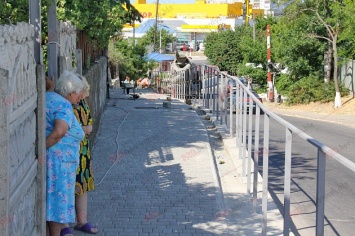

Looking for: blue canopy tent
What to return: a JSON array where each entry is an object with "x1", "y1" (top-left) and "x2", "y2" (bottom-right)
[
  {"x1": 135, "y1": 19, "x2": 175, "y2": 37},
  {"x1": 146, "y1": 52, "x2": 175, "y2": 62}
]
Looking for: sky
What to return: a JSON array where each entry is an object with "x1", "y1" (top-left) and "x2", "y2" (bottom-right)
[{"x1": 130, "y1": 0, "x2": 196, "y2": 3}]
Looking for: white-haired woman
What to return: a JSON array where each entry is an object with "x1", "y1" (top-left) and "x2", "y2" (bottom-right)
[
  {"x1": 46, "y1": 70, "x2": 85, "y2": 236},
  {"x1": 72, "y1": 75, "x2": 98, "y2": 234}
]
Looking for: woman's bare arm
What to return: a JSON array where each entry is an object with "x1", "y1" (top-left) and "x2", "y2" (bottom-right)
[{"x1": 46, "y1": 120, "x2": 69, "y2": 148}]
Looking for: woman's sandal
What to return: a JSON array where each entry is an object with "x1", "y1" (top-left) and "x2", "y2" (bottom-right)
[
  {"x1": 60, "y1": 227, "x2": 73, "y2": 236},
  {"x1": 74, "y1": 223, "x2": 98, "y2": 234}
]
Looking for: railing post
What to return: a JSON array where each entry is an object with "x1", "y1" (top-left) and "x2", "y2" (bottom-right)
[
  {"x1": 262, "y1": 114, "x2": 270, "y2": 236},
  {"x1": 207, "y1": 68, "x2": 210, "y2": 109},
  {"x1": 179, "y1": 72, "x2": 182, "y2": 100},
  {"x1": 216, "y1": 72, "x2": 220, "y2": 121},
  {"x1": 179, "y1": 72, "x2": 182, "y2": 99},
  {"x1": 198, "y1": 66, "x2": 203, "y2": 104},
  {"x1": 188, "y1": 70, "x2": 191, "y2": 100},
  {"x1": 229, "y1": 78, "x2": 233, "y2": 137},
  {"x1": 237, "y1": 84, "x2": 242, "y2": 151},
  {"x1": 284, "y1": 128, "x2": 292, "y2": 235},
  {"x1": 224, "y1": 76, "x2": 228, "y2": 127},
  {"x1": 253, "y1": 106, "x2": 261, "y2": 212},
  {"x1": 316, "y1": 149, "x2": 326, "y2": 236},
  {"x1": 185, "y1": 71, "x2": 187, "y2": 99},
  {"x1": 212, "y1": 70, "x2": 216, "y2": 114},
  {"x1": 242, "y1": 89, "x2": 247, "y2": 178},
  {"x1": 181, "y1": 72, "x2": 183, "y2": 100},
  {"x1": 247, "y1": 97, "x2": 253, "y2": 194}
]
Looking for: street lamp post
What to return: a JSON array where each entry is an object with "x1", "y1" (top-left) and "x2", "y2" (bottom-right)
[
  {"x1": 159, "y1": 29, "x2": 162, "y2": 53},
  {"x1": 153, "y1": 0, "x2": 160, "y2": 52}
]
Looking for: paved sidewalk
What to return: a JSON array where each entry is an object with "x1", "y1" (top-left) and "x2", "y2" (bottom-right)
[
  {"x1": 262, "y1": 100, "x2": 355, "y2": 127},
  {"x1": 72, "y1": 88, "x2": 284, "y2": 236}
]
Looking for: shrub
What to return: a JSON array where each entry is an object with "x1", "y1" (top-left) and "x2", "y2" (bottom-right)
[{"x1": 285, "y1": 74, "x2": 349, "y2": 104}]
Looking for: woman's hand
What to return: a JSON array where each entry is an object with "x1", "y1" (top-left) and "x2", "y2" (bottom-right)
[
  {"x1": 46, "y1": 76, "x2": 55, "y2": 92},
  {"x1": 82, "y1": 125, "x2": 93, "y2": 135},
  {"x1": 46, "y1": 120, "x2": 69, "y2": 148}
]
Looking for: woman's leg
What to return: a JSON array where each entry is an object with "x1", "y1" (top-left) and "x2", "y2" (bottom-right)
[
  {"x1": 75, "y1": 192, "x2": 88, "y2": 224},
  {"x1": 46, "y1": 222, "x2": 50, "y2": 236},
  {"x1": 75, "y1": 192, "x2": 98, "y2": 233}
]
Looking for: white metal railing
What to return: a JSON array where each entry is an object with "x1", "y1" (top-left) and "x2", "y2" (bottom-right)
[{"x1": 158, "y1": 64, "x2": 355, "y2": 235}]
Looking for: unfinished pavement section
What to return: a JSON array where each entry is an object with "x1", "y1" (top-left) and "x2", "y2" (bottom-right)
[
  {"x1": 72, "y1": 88, "x2": 285, "y2": 235},
  {"x1": 261, "y1": 100, "x2": 355, "y2": 128}
]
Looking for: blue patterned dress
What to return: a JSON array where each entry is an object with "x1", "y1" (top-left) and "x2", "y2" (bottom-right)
[{"x1": 45, "y1": 92, "x2": 85, "y2": 223}]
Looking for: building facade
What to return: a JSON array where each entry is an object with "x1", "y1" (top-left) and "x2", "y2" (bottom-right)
[{"x1": 123, "y1": 0, "x2": 264, "y2": 51}]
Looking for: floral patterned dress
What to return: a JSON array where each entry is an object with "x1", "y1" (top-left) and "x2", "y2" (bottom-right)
[
  {"x1": 45, "y1": 92, "x2": 85, "y2": 223},
  {"x1": 73, "y1": 99, "x2": 95, "y2": 195}
]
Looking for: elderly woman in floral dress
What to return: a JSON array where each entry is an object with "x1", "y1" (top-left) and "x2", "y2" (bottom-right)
[
  {"x1": 46, "y1": 70, "x2": 85, "y2": 236},
  {"x1": 73, "y1": 75, "x2": 98, "y2": 234}
]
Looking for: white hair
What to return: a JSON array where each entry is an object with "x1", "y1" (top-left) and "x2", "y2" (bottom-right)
[
  {"x1": 77, "y1": 74, "x2": 90, "y2": 93},
  {"x1": 55, "y1": 70, "x2": 84, "y2": 96}
]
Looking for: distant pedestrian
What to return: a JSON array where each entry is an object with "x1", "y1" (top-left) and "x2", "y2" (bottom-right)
[
  {"x1": 182, "y1": 43, "x2": 187, "y2": 51},
  {"x1": 140, "y1": 77, "x2": 151, "y2": 88}
]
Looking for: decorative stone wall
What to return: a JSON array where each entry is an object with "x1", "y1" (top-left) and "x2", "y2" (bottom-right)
[
  {"x1": 58, "y1": 21, "x2": 77, "y2": 73},
  {"x1": 0, "y1": 21, "x2": 107, "y2": 236},
  {"x1": 0, "y1": 22, "x2": 39, "y2": 236}
]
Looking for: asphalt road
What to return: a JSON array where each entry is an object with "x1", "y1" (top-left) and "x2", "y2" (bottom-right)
[{"x1": 224, "y1": 111, "x2": 355, "y2": 235}]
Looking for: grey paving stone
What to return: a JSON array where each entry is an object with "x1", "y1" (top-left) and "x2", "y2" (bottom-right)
[{"x1": 73, "y1": 89, "x2": 229, "y2": 236}]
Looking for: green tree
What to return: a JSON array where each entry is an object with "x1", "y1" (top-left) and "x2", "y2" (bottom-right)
[
  {"x1": 282, "y1": 0, "x2": 352, "y2": 107},
  {"x1": 272, "y1": 9, "x2": 326, "y2": 81},
  {"x1": 139, "y1": 26, "x2": 176, "y2": 52},
  {"x1": 205, "y1": 23, "x2": 268, "y2": 89},
  {"x1": 58, "y1": 0, "x2": 141, "y2": 49},
  {"x1": 109, "y1": 38, "x2": 157, "y2": 81},
  {"x1": 0, "y1": 0, "x2": 31, "y2": 24},
  {"x1": 236, "y1": 19, "x2": 268, "y2": 89},
  {"x1": 0, "y1": 0, "x2": 141, "y2": 49},
  {"x1": 204, "y1": 29, "x2": 244, "y2": 75},
  {"x1": 338, "y1": 0, "x2": 355, "y2": 59}
]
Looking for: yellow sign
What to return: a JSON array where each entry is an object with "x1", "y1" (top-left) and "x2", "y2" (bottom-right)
[{"x1": 132, "y1": 2, "x2": 244, "y2": 19}]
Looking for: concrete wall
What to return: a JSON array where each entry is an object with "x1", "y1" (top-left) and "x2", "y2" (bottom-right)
[
  {"x1": 0, "y1": 20, "x2": 107, "y2": 236},
  {"x1": 56, "y1": 21, "x2": 108, "y2": 147},
  {"x1": 84, "y1": 57, "x2": 108, "y2": 145},
  {"x1": 0, "y1": 22, "x2": 46, "y2": 236}
]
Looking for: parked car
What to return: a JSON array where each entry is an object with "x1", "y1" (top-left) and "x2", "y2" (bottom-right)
[
  {"x1": 227, "y1": 78, "x2": 245, "y2": 94},
  {"x1": 227, "y1": 89, "x2": 263, "y2": 114}
]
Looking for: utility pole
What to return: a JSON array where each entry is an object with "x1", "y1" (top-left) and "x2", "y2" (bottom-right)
[
  {"x1": 153, "y1": 0, "x2": 160, "y2": 52},
  {"x1": 133, "y1": 21, "x2": 135, "y2": 46},
  {"x1": 245, "y1": 0, "x2": 250, "y2": 26},
  {"x1": 266, "y1": 24, "x2": 274, "y2": 102}
]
